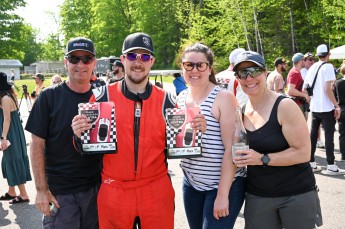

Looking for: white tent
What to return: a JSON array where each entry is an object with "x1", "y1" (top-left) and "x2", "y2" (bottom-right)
[{"x1": 330, "y1": 45, "x2": 345, "y2": 59}]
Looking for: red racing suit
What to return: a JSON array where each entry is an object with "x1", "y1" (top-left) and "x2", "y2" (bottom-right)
[{"x1": 91, "y1": 81, "x2": 175, "y2": 229}]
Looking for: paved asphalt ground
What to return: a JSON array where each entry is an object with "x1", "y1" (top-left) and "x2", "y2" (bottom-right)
[{"x1": 1, "y1": 82, "x2": 345, "y2": 228}]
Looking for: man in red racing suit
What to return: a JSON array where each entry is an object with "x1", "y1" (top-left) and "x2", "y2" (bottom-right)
[{"x1": 72, "y1": 32, "x2": 205, "y2": 228}]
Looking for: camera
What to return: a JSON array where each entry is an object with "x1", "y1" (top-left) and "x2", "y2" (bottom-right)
[
  {"x1": 301, "y1": 97, "x2": 310, "y2": 112},
  {"x1": 31, "y1": 90, "x2": 37, "y2": 98},
  {"x1": 21, "y1": 84, "x2": 28, "y2": 94},
  {"x1": 306, "y1": 85, "x2": 313, "y2": 96}
]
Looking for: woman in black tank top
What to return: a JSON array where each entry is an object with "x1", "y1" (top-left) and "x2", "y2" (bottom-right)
[{"x1": 232, "y1": 51, "x2": 322, "y2": 229}]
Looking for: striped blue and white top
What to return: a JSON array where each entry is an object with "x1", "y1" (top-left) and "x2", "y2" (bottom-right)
[{"x1": 177, "y1": 86, "x2": 246, "y2": 191}]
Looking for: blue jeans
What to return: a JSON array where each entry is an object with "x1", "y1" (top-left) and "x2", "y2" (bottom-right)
[{"x1": 182, "y1": 176, "x2": 245, "y2": 229}]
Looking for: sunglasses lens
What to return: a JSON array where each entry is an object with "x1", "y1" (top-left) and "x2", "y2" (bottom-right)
[
  {"x1": 183, "y1": 62, "x2": 194, "y2": 71},
  {"x1": 81, "y1": 56, "x2": 94, "y2": 64},
  {"x1": 126, "y1": 53, "x2": 152, "y2": 62},
  {"x1": 237, "y1": 67, "x2": 264, "y2": 79},
  {"x1": 197, "y1": 63, "x2": 208, "y2": 72},
  {"x1": 140, "y1": 54, "x2": 151, "y2": 62},
  {"x1": 183, "y1": 62, "x2": 209, "y2": 71},
  {"x1": 126, "y1": 53, "x2": 138, "y2": 61},
  {"x1": 67, "y1": 55, "x2": 94, "y2": 64}
]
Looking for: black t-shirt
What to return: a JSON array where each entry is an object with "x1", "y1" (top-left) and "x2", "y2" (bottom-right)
[
  {"x1": 25, "y1": 82, "x2": 101, "y2": 195},
  {"x1": 246, "y1": 96, "x2": 316, "y2": 197},
  {"x1": 335, "y1": 78, "x2": 345, "y2": 106}
]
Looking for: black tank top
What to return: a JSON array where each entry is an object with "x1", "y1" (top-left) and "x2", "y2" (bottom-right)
[{"x1": 246, "y1": 96, "x2": 316, "y2": 197}]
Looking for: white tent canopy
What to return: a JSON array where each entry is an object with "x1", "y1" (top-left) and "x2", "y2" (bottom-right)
[{"x1": 330, "y1": 45, "x2": 345, "y2": 59}]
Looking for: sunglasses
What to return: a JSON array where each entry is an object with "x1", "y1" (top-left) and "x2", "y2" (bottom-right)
[
  {"x1": 235, "y1": 67, "x2": 265, "y2": 80},
  {"x1": 182, "y1": 62, "x2": 209, "y2": 72},
  {"x1": 306, "y1": 58, "x2": 315, "y2": 61},
  {"x1": 126, "y1": 52, "x2": 152, "y2": 62},
  {"x1": 66, "y1": 55, "x2": 95, "y2": 65}
]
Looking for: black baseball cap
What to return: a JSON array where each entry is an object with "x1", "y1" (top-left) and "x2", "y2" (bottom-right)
[
  {"x1": 233, "y1": 51, "x2": 265, "y2": 71},
  {"x1": 32, "y1": 73, "x2": 45, "y2": 81},
  {"x1": 274, "y1": 57, "x2": 288, "y2": 67},
  {"x1": 65, "y1": 37, "x2": 96, "y2": 56},
  {"x1": 113, "y1": 60, "x2": 124, "y2": 68},
  {"x1": 122, "y1": 32, "x2": 154, "y2": 55}
]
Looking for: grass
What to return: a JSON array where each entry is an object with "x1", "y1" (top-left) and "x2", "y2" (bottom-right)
[{"x1": 13, "y1": 75, "x2": 174, "y2": 98}]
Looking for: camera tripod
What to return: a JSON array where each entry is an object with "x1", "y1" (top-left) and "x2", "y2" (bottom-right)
[{"x1": 18, "y1": 91, "x2": 32, "y2": 113}]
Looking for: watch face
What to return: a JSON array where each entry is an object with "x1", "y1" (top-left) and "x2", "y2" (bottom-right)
[{"x1": 262, "y1": 154, "x2": 270, "y2": 165}]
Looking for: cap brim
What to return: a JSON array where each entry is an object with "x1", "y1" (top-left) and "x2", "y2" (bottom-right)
[
  {"x1": 65, "y1": 49, "x2": 95, "y2": 55},
  {"x1": 233, "y1": 60, "x2": 264, "y2": 72},
  {"x1": 317, "y1": 52, "x2": 329, "y2": 57},
  {"x1": 122, "y1": 47, "x2": 154, "y2": 55}
]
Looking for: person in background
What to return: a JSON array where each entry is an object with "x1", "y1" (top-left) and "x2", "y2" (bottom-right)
[
  {"x1": 25, "y1": 37, "x2": 101, "y2": 228},
  {"x1": 50, "y1": 74, "x2": 63, "y2": 85},
  {"x1": 0, "y1": 72, "x2": 32, "y2": 204},
  {"x1": 72, "y1": 32, "x2": 207, "y2": 229},
  {"x1": 109, "y1": 60, "x2": 125, "y2": 83},
  {"x1": 177, "y1": 42, "x2": 246, "y2": 229},
  {"x1": 301, "y1": 52, "x2": 324, "y2": 148},
  {"x1": 31, "y1": 73, "x2": 45, "y2": 100},
  {"x1": 216, "y1": 48, "x2": 248, "y2": 106},
  {"x1": 173, "y1": 72, "x2": 188, "y2": 95},
  {"x1": 232, "y1": 51, "x2": 322, "y2": 229},
  {"x1": 10, "y1": 69, "x2": 16, "y2": 82},
  {"x1": 266, "y1": 57, "x2": 287, "y2": 93},
  {"x1": 304, "y1": 44, "x2": 344, "y2": 175},
  {"x1": 90, "y1": 71, "x2": 106, "y2": 88},
  {"x1": 301, "y1": 52, "x2": 315, "y2": 80},
  {"x1": 286, "y1": 53, "x2": 310, "y2": 120},
  {"x1": 334, "y1": 61, "x2": 345, "y2": 162}
]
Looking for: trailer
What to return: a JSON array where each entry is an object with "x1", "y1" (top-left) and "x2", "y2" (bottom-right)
[{"x1": 96, "y1": 56, "x2": 120, "y2": 76}]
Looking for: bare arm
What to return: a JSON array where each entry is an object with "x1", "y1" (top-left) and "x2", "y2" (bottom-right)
[
  {"x1": 287, "y1": 83, "x2": 310, "y2": 101},
  {"x1": 212, "y1": 91, "x2": 238, "y2": 220},
  {"x1": 325, "y1": 81, "x2": 340, "y2": 119},
  {"x1": 1, "y1": 97, "x2": 12, "y2": 150},
  {"x1": 30, "y1": 134, "x2": 59, "y2": 216},
  {"x1": 234, "y1": 99, "x2": 310, "y2": 167}
]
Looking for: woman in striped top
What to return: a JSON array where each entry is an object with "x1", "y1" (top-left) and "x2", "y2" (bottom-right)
[{"x1": 177, "y1": 43, "x2": 246, "y2": 229}]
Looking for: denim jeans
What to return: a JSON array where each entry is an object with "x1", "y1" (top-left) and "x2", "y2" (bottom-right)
[
  {"x1": 310, "y1": 111, "x2": 336, "y2": 164},
  {"x1": 182, "y1": 176, "x2": 246, "y2": 229}
]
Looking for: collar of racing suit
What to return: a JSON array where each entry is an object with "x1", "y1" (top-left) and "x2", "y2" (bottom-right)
[{"x1": 121, "y1": 79, "x2": 152, "y2": 101}]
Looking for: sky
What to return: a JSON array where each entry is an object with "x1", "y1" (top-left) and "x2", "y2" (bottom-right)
[{"x1": 14, "y1": 0, "x2": 65, "y2": 41}]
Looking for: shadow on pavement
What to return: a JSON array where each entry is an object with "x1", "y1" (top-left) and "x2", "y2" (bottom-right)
[
  {"x1": 0, "y1": 202, "x2": 11, "y2": 226},
  {"x1": 9, "y1": 203, "x2": 41, "y2": 228}
]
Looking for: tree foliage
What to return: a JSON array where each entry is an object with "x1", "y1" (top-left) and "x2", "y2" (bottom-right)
[{"x1": 1, "y1": 0, "x2": 345, "y2": 71}]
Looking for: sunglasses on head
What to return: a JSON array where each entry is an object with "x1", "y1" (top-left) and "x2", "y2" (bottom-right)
[
  {"x1": 182, "y1": 62, "x2": 209, "y2": 72},
  {"x1": 235, "y1": 67, "x2": 265, "y2": 80},
  {"x1": 65, "y1": 55, "x2": 95, "y2": 65},
  {"x1": 125, "y1": 52, "x2": 152, "y2": 62}
]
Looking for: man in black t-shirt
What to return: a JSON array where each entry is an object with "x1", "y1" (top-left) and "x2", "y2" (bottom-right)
[{"x1": 25, "y1": 37, "x2": 101, "y2": 229}]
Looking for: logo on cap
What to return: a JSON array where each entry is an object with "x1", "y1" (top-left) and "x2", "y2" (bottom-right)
[
  {"x1": 143, "y1": 37, "x2": 151, "y2": 48},
  {"x1": 73, "y1": 42, "x2": 89, "y2": 48}
]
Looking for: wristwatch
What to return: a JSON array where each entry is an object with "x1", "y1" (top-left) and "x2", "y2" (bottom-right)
[
  {"x1": 261, "y1": 154, "x2": 270, "y2": 166},
  {"x1": 1, "y1": 136, "x2": 6, "y2": 140}
]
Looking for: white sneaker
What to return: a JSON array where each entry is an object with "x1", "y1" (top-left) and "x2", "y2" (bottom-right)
[
  {"x1": 316, "y1": 140, "x2": 325, "y2": 148},
  {"x1": 321, "y1": 164, "x2": 345, "y2": 175},
  {"x1": 310, "y1": 162, "x2": 322, "y2": 172}
]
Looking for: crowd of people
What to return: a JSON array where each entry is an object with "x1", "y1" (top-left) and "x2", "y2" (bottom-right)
[{"x1": 1, "y1": 31, "x2": 345, "y2": 229}]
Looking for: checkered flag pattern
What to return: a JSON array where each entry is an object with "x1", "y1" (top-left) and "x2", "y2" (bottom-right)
[
  {"x1": 109, "y1": 106, "x2": 116, "y2": 142},
  {"x1": 165, "y1": 108, "x2": 202, "y2": 148},
  {"x1": 79, "y1": 102, "x2": 116, "y2": 144}
]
